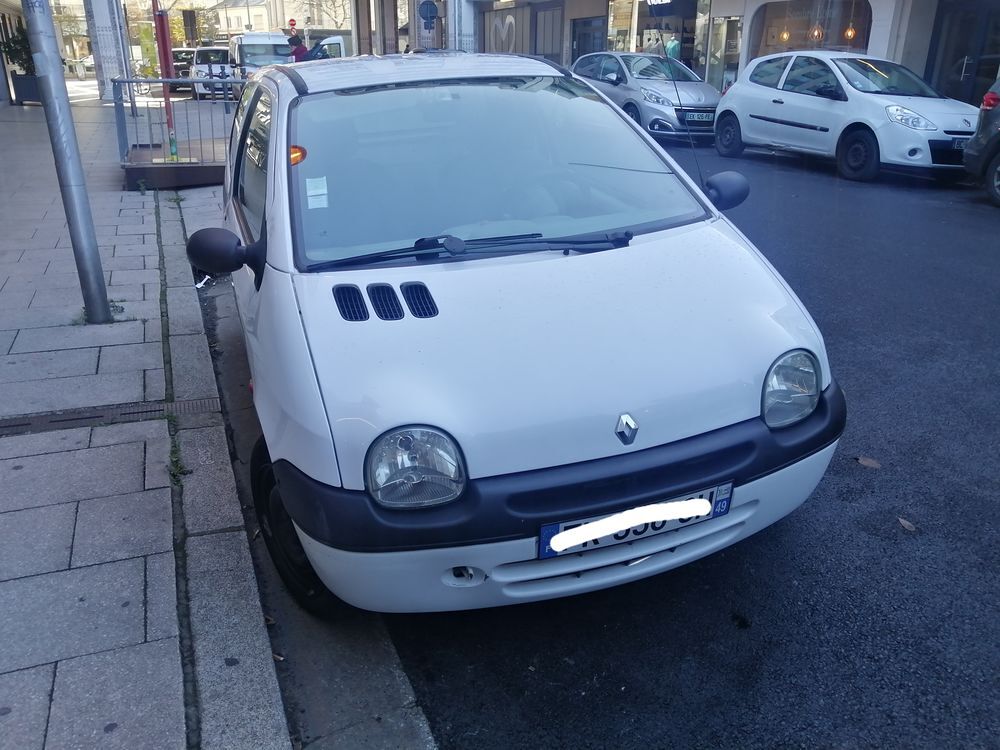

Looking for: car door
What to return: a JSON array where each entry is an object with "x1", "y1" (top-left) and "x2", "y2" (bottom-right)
[
  {"x1": 773, "y1": 56, "x2": 849, "y2": 154},
  {"x1": 738, "y1": 55, "x2": 793, "y2": 145},
  {"x1": 227, "y1": 84, "x2": 274, "y2": 365},
  {"x1": 594, "y1": 55, "x2": 629, "y2": 107}
]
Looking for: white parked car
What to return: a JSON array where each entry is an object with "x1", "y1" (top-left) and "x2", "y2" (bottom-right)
[
  {"x1": 187, "y1": 53, "x2": 846, "y2": 614},
  {"x1": 573, "y1": 52, "x2": 721, "y2": 138},
  {"x1": 228, "y1": 32, "x2": 292, "y2": 78},
  {"x1": 190, "y1": 46, "x2": 232, "y2": 98},
  {"x1": 715, "y1": 50, "x2": 981, "y2": 180}
]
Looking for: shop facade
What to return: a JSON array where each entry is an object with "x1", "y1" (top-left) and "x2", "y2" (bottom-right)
[{"x1": 468, "y1": 0, "x2": 1000, "y2": 104}]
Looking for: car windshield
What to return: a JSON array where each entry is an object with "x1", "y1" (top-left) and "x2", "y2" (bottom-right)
[
  {"x1": 834, "y1": 58, "x2": 941, "y2": 97},
  {"x1": 243, "y1": 43, "x2": 291, "y2": 65},
  {"x1": 622, "y1": 56, "x2": 699, "y2": 82},
  {"x1": 289, "y1": 77, "x2": 706, "y2": 267},
  {"x1": 172, "y1": 50, "x2": 194, "y2": 64},
  {"x1": 195, "y1": 49, "x2": 228, "y2": 64}
]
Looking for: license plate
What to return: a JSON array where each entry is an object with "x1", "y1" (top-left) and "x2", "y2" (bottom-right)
[
  {"x1": 686, "y1": 112, "x2": 714, "y2": 122},
  {"x1": 953, "y1": 138, "x2": 969, "y2": 150},
  {"x1": 538, "y1": 482, "x2": 733, "y2": 559}
]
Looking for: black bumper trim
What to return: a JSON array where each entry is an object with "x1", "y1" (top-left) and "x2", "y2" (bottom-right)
[{"x1": 274, "y1": 381, "x2": 847, "y2": 553}]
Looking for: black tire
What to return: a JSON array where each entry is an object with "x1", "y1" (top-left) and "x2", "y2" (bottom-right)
[
  {"x1": 837, "y1": 128, "x2": 880, "y2": 181},
  {"x1": 623, "y1": 103, "x2": 642, "y2": 127},
  {"x1": 985, "y1": 153, "x2": 1000, "y2": 207},
  {"x1": 715, "y1": 113, "x2": 744, "y2": 157},
  {"x1": 251, "y1": 438, "x2": 346, "y2": 619}
]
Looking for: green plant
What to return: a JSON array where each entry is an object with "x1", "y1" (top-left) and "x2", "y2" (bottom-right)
[{"x1": 0, "y1": 27, "x2": 35, "y2": 76}]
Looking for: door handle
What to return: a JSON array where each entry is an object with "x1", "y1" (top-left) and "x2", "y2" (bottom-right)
[{"x1": 772, "y1": 98, "x2": 784, "y2": 104}]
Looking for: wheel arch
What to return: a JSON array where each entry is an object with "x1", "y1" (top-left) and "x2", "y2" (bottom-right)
[{"x1": 836, "y1": 122, "x2": 880, "y2": 155}]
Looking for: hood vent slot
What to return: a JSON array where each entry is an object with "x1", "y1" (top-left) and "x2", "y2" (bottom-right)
[
  {"x1": 401, "y1": 282, "x2": 438, "y2": 318},
  {"x1": 367, "y1": 284, "x2": 404, "y2": 321},
  {"x1": 333, "y1": 285, "x2": 369, "y2": 321}
]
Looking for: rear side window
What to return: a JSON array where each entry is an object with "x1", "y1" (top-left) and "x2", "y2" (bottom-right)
[
  {"x1": 782, "y1": 57, "x2": 841, "y2": 96},
  {"x1": 237, "y1": 91, "x2": 271, "y2": 241},
  {"x1": 749, "y1": 57, "x2": 791, "y2": 88}
]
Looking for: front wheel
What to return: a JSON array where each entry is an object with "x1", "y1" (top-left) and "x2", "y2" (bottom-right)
[
  {"x1": 985, "y1": 153, "x2": 1000, "y2": 207},
  {"x1": 837, "y1": 129, "x2": 880, "y2": 181},
  {"x1": 623, "y1": 103, "x2": 642, "y2": 127},
  {"x1": 251, "y1": 438, "x2": 346, "y2": 618},
  {"x1": 715, "y1": 113, "x2": 744, "y2": 157}
]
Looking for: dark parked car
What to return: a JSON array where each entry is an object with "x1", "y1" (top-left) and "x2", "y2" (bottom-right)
[
  {"x1": 169, "y1": 48, "x2": 195, "y2": 92},
  {"x1": 964, "y1": 81, "x2": 1000, "y2": 206}
]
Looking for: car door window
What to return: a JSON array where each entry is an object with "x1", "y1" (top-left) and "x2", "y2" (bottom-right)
[
  {"x1": 781, "y1": 57, "x2": 843, "y2": 97},
  {"x1": 237, "y1": 90, "x2": 272, "y2": 242},
  {"x1": 599, "y1": 56, "x2": 625, "y2": 83},
  {"x1": 749, "y1": 56, "x2": 791, "y2": 88},
  {"x1": 229, "y1": 82, "x2": 257, "y2": 168},
  {"x1": 574, "y1": 55, "x2": 602, "y2": 80}
]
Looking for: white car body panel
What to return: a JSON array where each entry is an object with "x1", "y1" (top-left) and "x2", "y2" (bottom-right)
[{"x1": 719, "y1": 50, "x2": 980, "y2": 168}]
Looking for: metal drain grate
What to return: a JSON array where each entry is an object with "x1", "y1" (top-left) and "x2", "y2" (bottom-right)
[{"x1": 0, "y1": 398, "x2": 221, "y2": 438}]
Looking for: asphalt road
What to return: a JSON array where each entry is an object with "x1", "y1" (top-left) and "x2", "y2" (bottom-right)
[{"x1": 204, "y1": 142, "x2": 999, "y2": 749}]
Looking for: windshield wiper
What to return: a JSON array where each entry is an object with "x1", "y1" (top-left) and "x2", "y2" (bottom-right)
[{"x1": 304, "y1": 231, "x2": 632, "y2": 271}]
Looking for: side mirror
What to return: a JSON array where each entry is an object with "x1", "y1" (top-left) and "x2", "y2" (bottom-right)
[
  {"x1": 187, "y1": 227, "x2": 266, "y2": 287},
  {"x1": 603, "y1": 72, "x2": 622, "y2": 85},
  {"x1": 704, "y1": 171, "x2": 750, "y2": 211}
]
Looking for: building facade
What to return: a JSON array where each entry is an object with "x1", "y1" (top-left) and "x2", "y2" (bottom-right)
[{"x1": 465, "y1": 0, "x2": 1000, "y2": 105}]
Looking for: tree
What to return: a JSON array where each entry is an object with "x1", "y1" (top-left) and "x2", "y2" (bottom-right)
[{"x1": 290, "y1": 0, "x2": 353, "y2": 30}]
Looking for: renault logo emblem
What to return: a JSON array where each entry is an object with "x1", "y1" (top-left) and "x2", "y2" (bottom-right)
[{"x1": 615, "y1": 413, "x2": 638, "y2": 445}]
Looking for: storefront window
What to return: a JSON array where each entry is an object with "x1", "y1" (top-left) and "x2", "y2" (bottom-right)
[
  {"x1": 746, "y1": 0, "x2": 872, "y2": 63},
  {"x1": 606, "y1": 0, "x2": 710, "y2": 77}
]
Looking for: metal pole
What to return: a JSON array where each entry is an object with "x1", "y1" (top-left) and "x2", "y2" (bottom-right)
[
  {"x1": 21, "y1": 0, "x2": 111, "y2": 324},
  {"x1": 151, "y1": 0, "x2": 178, "y2": 160}
]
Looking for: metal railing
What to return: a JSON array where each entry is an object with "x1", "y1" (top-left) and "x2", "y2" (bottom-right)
[{"x1": 111, "y1": 76, "x2": 246, "y2": 168}]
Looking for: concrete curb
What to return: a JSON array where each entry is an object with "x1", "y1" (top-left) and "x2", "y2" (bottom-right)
[{"x1": 156, "y1": 191, "x2": 292, "y2": 750}]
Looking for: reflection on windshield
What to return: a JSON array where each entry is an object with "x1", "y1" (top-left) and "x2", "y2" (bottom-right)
[
  {"x1": 622, "y1": 56, "x2": 699, "y2": 82},
  {"x1": 834, "y1": 59, "x2": 941, "y2": 97},
  {"x1": 243, "y1": 44, "x2": 292, "y2": 65},
  {"x1": 290, "y1": 77, "x2": 706, "y2": 267},
  {"x1": 195, "y1": 50, "x2": 228, "y2": 64}
]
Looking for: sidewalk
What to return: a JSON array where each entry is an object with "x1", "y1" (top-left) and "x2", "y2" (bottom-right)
[{"x1": 0, "y1": 97, "x2": 289, "y2": 748}]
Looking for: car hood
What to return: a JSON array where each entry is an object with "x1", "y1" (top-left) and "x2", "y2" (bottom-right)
[
  {"x1": 642, "y1": 80, "x2": 721, "y2": 106},
  {"x1": 292, "y1": 220, "x2": 827, "y2": 489}
]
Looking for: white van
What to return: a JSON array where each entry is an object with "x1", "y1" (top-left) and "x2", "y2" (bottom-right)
[
  {"x1": 190, "y1": 46, "x2": 231, "y2": 98},
  {"x1": 187, "y1": 54, "x2": 846, "y2": 615},
  {"x1": 229, "y1": 32, "x2": 292, "y2": 78},
  {"x1": 315, "y1": 35, "x2": 347, "y2": 59}
]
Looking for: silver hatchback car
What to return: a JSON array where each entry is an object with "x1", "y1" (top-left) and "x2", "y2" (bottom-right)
[{"x1": 573, "y1": 52, "x2": 721, "y2": 138}]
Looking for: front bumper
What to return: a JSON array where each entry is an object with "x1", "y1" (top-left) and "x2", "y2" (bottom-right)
[
  {"x1": 877, "y1": 122, "x2": 974, "y2": 170},
  {"x1": 297, "y1": 440, "x2": 840, "y2": 612},
  {"x1": 275, "y1": 381, "x2": 846, "y2": 554},
  {"x1": 639, "y1": 101, "x2": 716, "y2": 138}
]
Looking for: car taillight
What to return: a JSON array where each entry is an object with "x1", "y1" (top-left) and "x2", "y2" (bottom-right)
[{"x1": 983, "y1": 92, "x2": 1000, "y2": 110}]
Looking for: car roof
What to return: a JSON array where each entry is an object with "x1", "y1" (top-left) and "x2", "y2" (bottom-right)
[
  {"x1": 196, "y1": 46, "x2": 229, "y2": 51},
  {"x1": 752, "y1": 49, "x2": 888, "y2": 63},
  {"x1": 279, "y1": 53, "x2": 564, "y2": 94}
]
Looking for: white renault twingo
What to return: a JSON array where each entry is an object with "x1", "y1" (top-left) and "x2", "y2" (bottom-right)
[{"x1": 188, "y1": 54, "x2": 846, "y2": 615}]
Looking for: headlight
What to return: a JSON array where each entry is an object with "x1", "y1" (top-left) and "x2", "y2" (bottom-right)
[
  {"x1": 762, "y1": 350, "x2": 821, "y2": 429},
  {"x1": 885, "y1": 105, "x2": 937, "y2": 130},
  {"x1": 641, "y1": 87, "x2": 673, "y2": 106},
  {"x1": 194, "y1": 70, "x2": 207, "y2": 78},
  {"x1": 365, "y1": 427, "x2": 466, "y2": 509}
]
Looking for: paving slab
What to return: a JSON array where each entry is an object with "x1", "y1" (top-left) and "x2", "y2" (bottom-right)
[
  {"x1": 0, "y1": 558, "x2": 145, "y2": 673},
  {"x1": 170, "y1": 334, "x2": 219, "y2": 401},
  {"x1": 10, "y1": 321, "x2": 144, "y2": 353},
  {"x1": 177, "y1": 426, "x2": 243, "y2": 534},
  {"x1": 0, "y1": 306, "x2": 84, "y2": 331},
  {"x1": 0, "y1": 442, "x2": 144, "y2": 513},
  {"x1": 113, "y1": 300, "x2": 162, "y2": 322},
  {"x1": 90, "y1": 420, "x2": 168, "y2": 447},
  {"x1": 0, "y1": 664, "x2": 54, "y2": 750},
  {"x1": 0, "y1": 370, "x2": 144, "y2": 418},
  {"x1": 0, "y1": 330, "x2": 14, "y2": 355},
  {"x1": 145, "y1": 368, "x2": 166, "y2": 401},
  {"x1": 0, "y1": 427, "x2": 91, "y2": 460},
  {"x1": 30, "y1": 284, "x2": 144, "y2": 308},
  {"x1": 146, "y1": 552, "x2": 179, "y2": 641},
  {"x1": 144, "y1": 319, "x2": 162, "y2": 343},
  {"x1": 0, "y1": 503, "x2": 77, "y2": 582},
  {"x1": 146, "y1": 436, "x2": 171, "y2": 489},
  {"x1": 166, "y1": 286, "x2": 204, "y2": 336},
  {"x1": 46, "y1": 638, "x2": 185, "y2": 750},
  {"x1": 0, "y1": 287, "x2": 34, "y2": 310},
  {"x1": 97, "y1": 342, "x2": 164, "y2": 374},
  {"x1": 187, "y1": 532, "x2": 290, "y2": 750},
  {"x1": 0, "y1": 348, "x2": 97, "y2": 384},
  {"x1": 111, "y1": 269, "x2": 160, "y2": 286},
  {"x1": 72, "y1": 489, "x2": 173, "y2": 567}
]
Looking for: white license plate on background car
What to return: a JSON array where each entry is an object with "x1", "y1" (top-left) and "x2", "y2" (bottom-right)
[
  {"x1": 953, "y1": 138, "x2": 969, "y2": 150},
  {"x1": 538, "y1": 483, "x2": 733, "y2": 559},
  {"x1": 686, "y1": 112, "x2": 714, "y2": 122}
]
